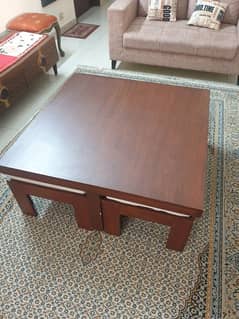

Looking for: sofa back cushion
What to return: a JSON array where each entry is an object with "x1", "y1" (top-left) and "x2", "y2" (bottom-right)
[
  {"x1": 187, "y1": 0, "x2": 239, "y2": 25},
  {"x1": 138, "y1": 0, "x2": 188, "y2": 19}
]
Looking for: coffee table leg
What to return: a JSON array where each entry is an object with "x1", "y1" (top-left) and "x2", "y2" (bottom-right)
[
  {"x1": 8, "y1": 180, "x2": 36, "y2": 216},
  {"x1": 166, "y1": 217, "x2": 194, "y2": 251},
  {"x1": 101, "y1": 199, "x2": 121, "y2": 235}
]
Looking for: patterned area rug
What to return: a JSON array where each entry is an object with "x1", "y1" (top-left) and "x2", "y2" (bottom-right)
[
  {"x1": 0, "y1": 66, "x2": 238, "y2": 318},
  {"x1": 63, "y1": 23, "x2": 99, "y2": 39}
]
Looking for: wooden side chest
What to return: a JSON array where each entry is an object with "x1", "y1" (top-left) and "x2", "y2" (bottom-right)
[{"x1": 0, "y1": 34, "x2": 59, "y2": 108}]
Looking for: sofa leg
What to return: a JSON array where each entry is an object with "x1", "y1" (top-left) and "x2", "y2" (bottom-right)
[{"x1": 111, "y1": 60, "x2": 117, "y2": 70}]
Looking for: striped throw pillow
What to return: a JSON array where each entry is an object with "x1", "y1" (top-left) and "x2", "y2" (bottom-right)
[{"x1": 148, "y1": 0, "x2": 178, "y2": 22}]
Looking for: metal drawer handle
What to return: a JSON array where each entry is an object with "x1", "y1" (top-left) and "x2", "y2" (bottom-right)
[
  {"x1": 0, "y1": 85, "x2": 10, "y2": 108},
  {"x1": 37, "y1": 51, "x2": 47, "y2": 72}
]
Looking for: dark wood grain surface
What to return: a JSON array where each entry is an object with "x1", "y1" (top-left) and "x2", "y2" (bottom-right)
[{"x1": 0, "y1": 74, "x2": 209, "y2": 213}]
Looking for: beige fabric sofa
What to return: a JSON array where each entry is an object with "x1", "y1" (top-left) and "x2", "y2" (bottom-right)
[{"x1": 108, "y1": 0, "x2": 239, "y2": 80}]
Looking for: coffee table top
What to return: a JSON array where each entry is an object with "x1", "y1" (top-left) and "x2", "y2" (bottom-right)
[{"x1": 0, "y1": 73, "x2": 209, "y2": 215}]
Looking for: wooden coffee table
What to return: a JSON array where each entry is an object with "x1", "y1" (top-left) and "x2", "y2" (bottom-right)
[{"x1": 0, "y1": 73, "x2": 209, "y2": 251}]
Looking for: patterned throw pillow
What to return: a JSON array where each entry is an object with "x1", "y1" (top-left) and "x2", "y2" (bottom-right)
[
  {"x1": 147, "y1": 0, "x2": 178, "y2": 22},
  {"x1": 187, "y1": 0, "x2": 228, "y2": 30}
]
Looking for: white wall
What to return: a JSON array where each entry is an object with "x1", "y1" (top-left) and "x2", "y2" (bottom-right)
[{"x1": 0, "y1": 0, "x2": 75, "y2": 32}]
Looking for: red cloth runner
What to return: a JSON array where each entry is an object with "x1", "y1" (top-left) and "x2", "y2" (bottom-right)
[
  {"x1": 0, "y1": 55, "x2": 17, "y2": 72},
  {"x1": 0, "y1": 32, "x2": 47, "y2": 73}
]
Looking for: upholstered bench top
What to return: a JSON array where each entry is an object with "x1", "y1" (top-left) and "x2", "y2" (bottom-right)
[{"x1": 6, "y1": 13, "x2": 57, "y2": 33}]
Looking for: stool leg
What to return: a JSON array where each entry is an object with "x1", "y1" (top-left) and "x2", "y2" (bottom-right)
[
  {"x1": 101, "y1": 199, "x2": 121, "y2": 235},
  {"x1": 53, "y1": 64, "x2": 58, "y2": 76},
  {"x1": 53, "y1": 22, "x2": 65, "y2": 57},
  {"x1": 8, "y1": 180, "x2": 37, "y2": 216}
]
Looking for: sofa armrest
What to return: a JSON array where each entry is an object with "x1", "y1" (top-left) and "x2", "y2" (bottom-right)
[
  {"x1": 238, "y1": 20, "x2": 239, "y2": 38},
  {"x1": 108, "y1": 0, "x2": 137, "y2": 59},
  {"x1": 108, "y1": 0, "x2": 138, "y2": 34}
]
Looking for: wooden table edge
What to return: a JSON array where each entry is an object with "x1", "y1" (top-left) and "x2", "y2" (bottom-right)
[{"x1": 0, "y1": 166, "x2": 203, "y2": 218}]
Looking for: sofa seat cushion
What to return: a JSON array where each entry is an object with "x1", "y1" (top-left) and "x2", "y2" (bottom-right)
[{"x1": 123, "y1": 18, "x2": 238, "y2": 60}]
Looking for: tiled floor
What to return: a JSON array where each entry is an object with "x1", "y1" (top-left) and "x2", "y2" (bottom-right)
[{"x1": 0, "y1": 1, "x2": 237, "y2": 153}]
